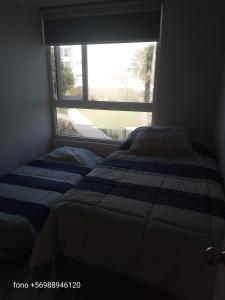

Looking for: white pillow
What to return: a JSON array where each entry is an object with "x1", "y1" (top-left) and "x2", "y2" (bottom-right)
[
  {"x1": 46, "y1": 146, "x2": 103, "y2": 168},
  {"x1": 130, "y1": 130, "x2": 194, "y2": 158},
  {"x1": 118, "y1": 126, "x2": 190, "y2": 151}
]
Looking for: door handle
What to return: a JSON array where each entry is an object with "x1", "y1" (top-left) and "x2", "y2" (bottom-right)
[{"x1": 204, "y1": 247, "x2": 225, "y2": 266}]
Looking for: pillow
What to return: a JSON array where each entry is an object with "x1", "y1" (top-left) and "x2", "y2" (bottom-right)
[
  {"x1": 46, "y1": 146, "x2": 103, "y2": 168},
  {"x1": 118, "y1": 126, "x2": 190, "y2": 151},
  {"x1": 117, "y1": 126, "x2": 149, "y2": 150},
  {"x1": 130, "y1": 130, "x2": 194, "y2": 157}
]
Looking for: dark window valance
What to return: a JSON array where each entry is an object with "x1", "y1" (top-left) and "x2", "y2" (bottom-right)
[{"x1": 43, "y1": 11, "x2": 161, "y2": 45}]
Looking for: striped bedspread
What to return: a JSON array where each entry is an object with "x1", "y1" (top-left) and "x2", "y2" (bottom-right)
[
  {"x1": 0, "y1": 158, "x2": 91, "y2": 259},
  {"x1": 30, "y1": 148, "x2": 225, "y2": 300}
]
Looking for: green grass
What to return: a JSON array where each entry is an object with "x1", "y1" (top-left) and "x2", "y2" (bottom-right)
[
  {"x1": 77, "y1": 109, "x2": 151, "y2": 130},
  {"x1": 57, "y1": 108, "x2": 152, "y2": 140}
]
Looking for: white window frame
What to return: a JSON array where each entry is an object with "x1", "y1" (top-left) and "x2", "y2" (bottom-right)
[{"x1": 47, "y1": 42, "x2": 159, "y2": 144}]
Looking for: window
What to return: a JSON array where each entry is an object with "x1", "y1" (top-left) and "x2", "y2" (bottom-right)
[
  {"x1": 49, "y1": 42, "x2": 157, "y2": 142},
  {"x1": 59, "y1": 45, "x2": 83, "y2": 98},
  {"x1": 45, "y1": 6, "x2": 161, "y2": 142},
  {"x1": 56, "y1": 108, "x2": 152, "y2": 141},
  {"x1": 88, "y1": 43, "x2": 156, "y2": 103}
]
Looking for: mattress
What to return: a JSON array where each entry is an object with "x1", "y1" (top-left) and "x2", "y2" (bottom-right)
[
  {"x1": 30, "y1": 147, "x2": 225, "y2": 300},
  {"x1": 0, "y1": 157, "x2": 91, "y2": 259}
]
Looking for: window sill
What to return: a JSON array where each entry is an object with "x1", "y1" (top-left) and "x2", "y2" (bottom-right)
[{"x1": 52, "y1": 136, "x2": 119, "y2": 157}]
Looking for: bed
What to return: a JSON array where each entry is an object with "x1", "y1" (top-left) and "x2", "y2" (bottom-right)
[
  {"x1": 0, "y1": 146, "x2": 102, "y2": 260},
  {"x1": 29, "y1": 129, "x2": 225, "y2": 300}
]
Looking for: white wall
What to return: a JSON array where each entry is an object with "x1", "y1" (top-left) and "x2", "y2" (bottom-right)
[
  {"x1": 0, "y1": 0, "x2": 51, "y2": 174},
  {"x1": 153, "y1": 0, "x2": 225, "y2": 149}
]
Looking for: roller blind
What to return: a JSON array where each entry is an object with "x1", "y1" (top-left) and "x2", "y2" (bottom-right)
[{"x1": 43, "y1": 10, "x2": 161, "y2": 45}]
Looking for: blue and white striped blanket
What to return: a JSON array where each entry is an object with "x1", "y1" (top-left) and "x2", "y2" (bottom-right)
[
  {"x1": 30, "y1": 147, "x2": 225, "y2": 300},
  {"x1": 0, "y1": 158, "x2": 91, "y2": 259}
]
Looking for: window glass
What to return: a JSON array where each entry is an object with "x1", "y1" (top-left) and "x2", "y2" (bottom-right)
[
  {"x1": 88, "y1": 42, "x2": 157, "y2": 103},
  {"x1": 51, "y1": 42, "x2": 156, "y2": 141},
  {"x1": 59, "y1": 45, "x2": 83, "y2": 97},
  {"x1": 56, "y1": 108, "x2": 152, "y2": 141},
  {"x1": 50, "y1": 46, "x2": 57, "y2": 99}
]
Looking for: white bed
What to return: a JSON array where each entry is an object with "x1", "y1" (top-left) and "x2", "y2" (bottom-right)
[
  {"x1": 30, "y1": 143, "x2": 225, "y2": 300},
  {"x1": 0, "y1": 146, "x2": 102, "y2": 259}
]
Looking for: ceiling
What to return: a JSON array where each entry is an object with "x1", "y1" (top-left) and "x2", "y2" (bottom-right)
[{"x1": 16, "y1": 0, "x2": 114, "y2": 9}]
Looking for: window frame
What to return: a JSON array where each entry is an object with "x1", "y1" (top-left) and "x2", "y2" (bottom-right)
[{"x1": 47, "y1": 42, "x2": 159, "y2": 144}]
